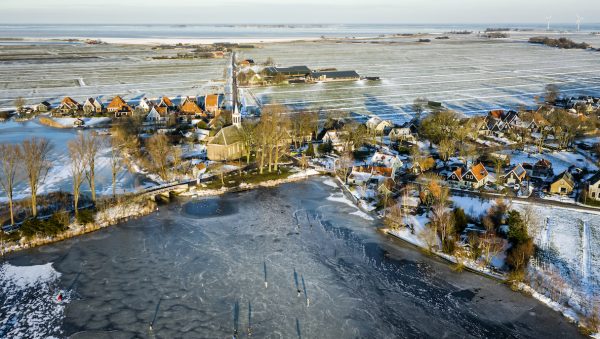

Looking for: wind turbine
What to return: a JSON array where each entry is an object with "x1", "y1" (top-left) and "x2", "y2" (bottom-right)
[
  {"x1": 545, "y1": 16, "x2": 552, "y2": 31},
  {"x1": 576, "y1": 15, "x2": 583, "y2": 32}
]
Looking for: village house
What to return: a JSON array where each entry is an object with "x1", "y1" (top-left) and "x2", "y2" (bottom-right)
[
  {"x1": 388, "y1": 127, "x2": 416, "y2": 143},
  {"x1": 366, "y1": 116, "x2": 393, "y2": 135},
  {"x1": 56, "y1": 97, "x2": 81, "y2": 115},
  {"x1": 138, "y1": 97, "x2": 153, "y2": 112},
  {"x1": 504, "y1": 163, "x2": 527, "y2": 185},
  {"x1": 462, "y1": 163, "x2": 489, "y2": 189},
  {"x1": 180, "y1": 97, "x2": 204, "y2": 116},
  {"x1": 156, "y1": 96, "x2": 175, "y2": 115},
  {"x1": 586, "y1": 172, "x2": 600, "y2": 201},
  {"x1": 349, "y1": 166, "x2": 393, "y2": 188},
  {"x1": 308, "y1": 70, "x2": 360, "y2": 82},
  {"x1": 524, "y1": 158, "x2": 553, "y2": 179},
  {"x1": 238, "y1": 59, "x2": 255, "y2": 67},
  {"x1": 107, "y1": 96, "x2": 132, "y2": 117},
  {"x1": 447, "y1": 167, "x2": 465, "y2": 186},
  {"x1": 204, "y1": 94, "x2": 220, "y2": 115},
  {"x1": 265, "y1": 66, "x2": 311, "y2": 78},
  {"x1": 550, "y1": 171, "x2": 575, "y2": 195},
  {"x1": 370, "y1": 152, "x2": 404, "y2": 177},
  {"x1": 145, "y1": 107, "x2": 165, "y2": 123},
  {"x1": 82, "y1": 97, "x2": 103, "y2": 115},
  {"x1": 322, "y1": 130, "x2": 348, "y2": 152},
  {"x1": 34, "y1": 101, "x2": 52, "y2": 113},
  {"x1": 411, "y1": 156, "x2": 436, "y2": 174}
]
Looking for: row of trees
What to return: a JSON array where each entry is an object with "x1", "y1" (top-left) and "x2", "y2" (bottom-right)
[
  {"x1": 0, "y1": 138, "x2": 53, "y2": 224},
  {"x1": 0, "y1": 131, "x2": 122, "y2": 226},
  {"x1": 236, "y1": 106, "x2": 319, "y2": 173}
]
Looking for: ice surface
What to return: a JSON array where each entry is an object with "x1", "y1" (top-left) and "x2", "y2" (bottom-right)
[
  {"x1": 2, "y1": 178, "x2": 584, "y2": 338},
  {"x1": 0, "y1": 263, "x2": 64, "y2": 338}
]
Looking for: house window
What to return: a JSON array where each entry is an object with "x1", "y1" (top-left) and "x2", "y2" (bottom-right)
[{"x1": 592, "y1": 192, "x2": 596, "y2": 198}]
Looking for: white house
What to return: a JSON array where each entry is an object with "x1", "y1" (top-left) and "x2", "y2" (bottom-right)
[
  {"x1": 138, "y1": 97, "x2": 153, "y2": 112},
  {"x1": 322, "y1": 130, "x2": 348, "y2": 152},
  {"x1": 82, "y1": 97, "x2": 103, "y2": 114},
  {"x1": 366, "y1": 116, "x2": 393, "y2": 134},
  {"x1": 388, "y1": 127, "x2": 416, "y2": 143},
  {"x1": 370, "y1": 151, "x2": 404, "y2": 176},
  {"x1": 145, "y1": 107, "x2": 164, "y2": 123}
]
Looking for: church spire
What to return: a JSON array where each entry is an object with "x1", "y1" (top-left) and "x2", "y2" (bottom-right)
[{"x1": 232, "y1": 104, "x2": 241, "y2": 127}]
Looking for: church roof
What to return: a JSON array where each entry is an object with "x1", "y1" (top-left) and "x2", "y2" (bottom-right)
[{"x1": 209, "y1": 125, "x2": 242, "y2": 146}]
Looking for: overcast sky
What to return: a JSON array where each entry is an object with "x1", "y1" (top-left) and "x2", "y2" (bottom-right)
[{"x1": 1, "y1": 0, "x2": 597, "y2": 24}]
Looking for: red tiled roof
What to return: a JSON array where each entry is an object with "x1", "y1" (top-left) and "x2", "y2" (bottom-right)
[
  {"x1": 107, "y1": 96, "x2": 129, "y2": 110},
  {"x1": 180, "y1": 97, "x2": 203, "y2": 114},
  {"x1": 61, "y1": 96, "x2": 79, "y2": 106},
  {"x1": 469, "y1": 163, "x2": 488, "y2": 181},
  {"x1": 205, "y1": 94, "x2": 219, "y2": 109}
]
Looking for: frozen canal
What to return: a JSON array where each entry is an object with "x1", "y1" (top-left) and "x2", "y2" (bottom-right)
[{"x1": 0, "y1": 178, "x2": 582, "y2": 338}]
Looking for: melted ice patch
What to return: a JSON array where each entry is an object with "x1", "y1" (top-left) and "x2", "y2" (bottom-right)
[{"x1": 0, "y1": 263, "x2": 64, "y2": 338}]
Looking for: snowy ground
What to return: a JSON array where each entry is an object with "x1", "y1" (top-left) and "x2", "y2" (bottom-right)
[
  {"x1": 498, "y1": 148, "x2": 598, "y2": 174},
  {"x1": 0, "y1": 119, "x2": 154, "y2": 202},
  {"x1": 453, "y1": 193, "x2": 600, "y2": 319},
  {"x1": 0, "y1": 263, "x2": 65, "y2": 338},
  {"x1": 51, "y1": 117, "x2": 111, "y2": 128},
  {"x1": 2, "y1": 35, "x2": 600, "y2": 118},
  {"x1": 0, "y1": 42, "x2": 227, "y2": 110}
]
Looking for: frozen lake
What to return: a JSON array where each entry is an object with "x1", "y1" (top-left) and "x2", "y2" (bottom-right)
[{"x1": 1, "y1": 178, "x2": 582, "y2": 338}]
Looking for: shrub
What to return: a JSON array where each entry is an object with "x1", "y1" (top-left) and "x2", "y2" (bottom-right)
[
  {"x1": 196, "y1": 120, "x2": 208, "y2": 129},
  {"x1": 77, "y1": 209, "x2": 96, "y2": 225},
  {"x1": 506, "y1": 238, "x2": 535, "y2": 272},
  {"x1": 305, "y1": 141, "x2": 315, "y2": 157},
  {"x1": 19, "y1": 212, "x2": 70, "y2": 239},
  {"x1": 453, "y1": 208, "x2": 468, "y2": 234},
  {"x1": 318, "y1": 141, "x2": 333, "y2": 154},
  {"x1": 507, "y1": 210, "x2": 529, "y2": 245}
]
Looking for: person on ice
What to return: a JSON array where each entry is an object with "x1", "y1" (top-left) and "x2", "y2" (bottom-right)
[{"x1": 57, "y1": 291, "x2": 63, "y2": 302}]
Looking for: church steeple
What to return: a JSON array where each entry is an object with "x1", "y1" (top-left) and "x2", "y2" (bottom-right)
[{"x1": 232, "y1": 104, "x2": 241, "y2": 127}]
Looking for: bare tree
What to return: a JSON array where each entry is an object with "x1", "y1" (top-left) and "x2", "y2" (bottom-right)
[
  {"x1": 438, "y1": 138, "x2": 455, "y2": 164},
  {"x1": 108, "y1": 137, "x2": 122, "y2": 198},
  {"x1": 14, "y1": 97, "x2": 26, "y2": 113},
  {"x1": 21, "y1": 138, "x2": 53, "y2": 217},
  {"x1": 0, "y1": 144, "x2": 22, "y2": 225},
  {"x1": 208, "y1": 163, "x2": 227, "y2": 187},
  {"x1": 83, "y1": 131, "x2": 101, "y2": 203},
  {"x1": 69, "y1": 136, "x2": 86, "y2": 218},
  {"x1": 336, "y1": 152, "x2": 354, "y2": 183},
  {"x1": 239, "y1": 120, "x2": 257, "y2": 164},
  {"x1": 146, "y1": 134, "x2": 172, "y2": 181},
  {"x1": 171, "y1": 146, "x2": 183, "y2": 177},
  {"x1": 412, "y1": 97, "x2": 428, "y2": 121}
]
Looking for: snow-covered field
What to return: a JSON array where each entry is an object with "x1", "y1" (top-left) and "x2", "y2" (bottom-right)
[
  {"x1": 246, "y1": 36, "x2": 600, "y2": 123},
  {"x1": 499, "y1": 148, "x2": 598, "y2": 174},
  {"x1": 0, "y1": 42, "x2": 227, "y2": 109},
  {"x1": 0, "y1": 263, "x2": 65, "y2": 338},
  {"x1": 452, "y1": 193, "x2": 600, "y2": 319},
  {"x1": 2, "y1": 34, "x2": 600, "y2": 118}
]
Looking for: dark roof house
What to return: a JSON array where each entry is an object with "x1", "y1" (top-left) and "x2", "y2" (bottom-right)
[{"x1": 309, "y1": 70, "x2": 360, "y2": 82}]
